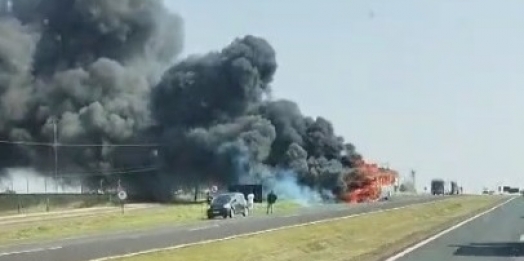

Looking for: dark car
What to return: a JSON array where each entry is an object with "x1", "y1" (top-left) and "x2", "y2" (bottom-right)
[{"x1": 207, "y1": 192, "x2": 249, "y2": 219}]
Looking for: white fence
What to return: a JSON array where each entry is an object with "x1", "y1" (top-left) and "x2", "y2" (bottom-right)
[{"x1": 0, "y1": 176, "x2": 83, "y2": 194}]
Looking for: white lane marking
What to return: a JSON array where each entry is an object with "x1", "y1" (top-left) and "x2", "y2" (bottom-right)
[
  {"x1": 282, "y1": 214, "x2": 299, "y2": 218},
  {"x1": 0, "y1": 246, "x2": 62, "y2": 257},
  {"x1": 89, "y1": 199, "x2": 454, "y2": 261},
  {"x1": 187, "y1": 224, "x2": 220, "y2": 231},
  {"x1": 124, "y1": 235, "x2": 143, "y2": 240},
  {"x1": 519, "y1": 234, "x2": 524, "y2": 242},
  {"x1": 384, "y1": 196, "x2": 516, "y2": 261}
]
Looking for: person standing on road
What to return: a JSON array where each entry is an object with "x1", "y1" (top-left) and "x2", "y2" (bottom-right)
[
  {"x1": 206, "y1": 191, "x2": 213, "y2": 205},
  {"x1": 247, "y1": 191, "x2": 255, "y2": 211},
  {"x1": 266, "y1": 190, "x2": 277, "y2": 214}
]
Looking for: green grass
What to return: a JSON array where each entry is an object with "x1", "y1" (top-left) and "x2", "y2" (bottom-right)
[
  {"x1": 0, "y1": 200, "x2": 301, "y2": 246},
  {"x1": 0, "y1": 201, "x2": 115, "y2": 217},
  {"x1": 114, "y1": 195, "x2": 506, "y2": 261},
  {"x1": 0, "y1": 194, "x2": 115, "y2": 216}
]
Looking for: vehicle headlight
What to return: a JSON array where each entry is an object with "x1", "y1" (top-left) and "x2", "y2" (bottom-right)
[{"x1": 223, "y1": 203, "x2": 231, "y2": 209}]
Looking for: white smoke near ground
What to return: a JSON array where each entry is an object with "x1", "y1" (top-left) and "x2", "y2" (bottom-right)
[
  {"x1": 0, "y1": 168, "x2": 82, "y2": 193},
  {"x1": 265, "y1": 170, "x2": 325, "y2": 206},
  {"x1": 229, "y1": 145, "x2": 331, "y2": 207}
]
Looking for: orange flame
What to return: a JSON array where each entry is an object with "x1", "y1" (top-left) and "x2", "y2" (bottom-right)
[{"x1": 340, "y1": 159, "x2": 398, "y2": 203}]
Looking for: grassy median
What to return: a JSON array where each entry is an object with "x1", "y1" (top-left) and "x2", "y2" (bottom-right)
[
  {"x1": 0, "y1": 201, "x2": 301, "y2": 246},
  {"x1": 115, "y1": 195, "x2": 507, "y2": 261}
]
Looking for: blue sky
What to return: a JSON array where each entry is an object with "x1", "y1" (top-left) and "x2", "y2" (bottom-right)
[{"x1": 166, "y1": 1, "x2": 524, "y2": 193}]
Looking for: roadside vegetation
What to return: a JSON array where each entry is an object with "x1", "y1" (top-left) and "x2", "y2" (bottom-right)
[
  {"x1": 0, "y1": 200, "x2": 301, "y2": 246},
  {"x1": 0, "y1": 194, "x2": 114, "y2": 216},
  {"x1": 114, "y1": 195, "x2": 506, "y2": 261}
]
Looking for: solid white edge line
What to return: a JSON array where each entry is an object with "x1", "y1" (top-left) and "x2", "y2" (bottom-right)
[
  {"x1": 384, "y1": 196, "x2": 516, "y2": 261},
  {"x1": 0, "y1": 246, "x2": 62, "y2": 257},
  {"x1": 187, "y1": 224, "x2": 220, "y2": 231},
  {"x1": 89, "y1": 198, "x2": 461, "y2": 261}
]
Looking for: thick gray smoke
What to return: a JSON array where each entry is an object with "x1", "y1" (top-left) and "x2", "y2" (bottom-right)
[
  {"x1": 151, "y1": 37, "x2": 362, "y2": 202},
  {"x1": 0, "y1": 0, "x2": 362, "y2": 202},
  {"x1": 0, "y1": 0, "x2": 182, "y2": 172}
]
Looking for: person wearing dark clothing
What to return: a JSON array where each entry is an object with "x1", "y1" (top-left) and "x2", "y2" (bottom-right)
[
  {"x1": 266, "y1": 190, "x2": 277, "y2": 214},
  {"x1": 206, "y1": 192, "x2": 213, "y2": 205}
]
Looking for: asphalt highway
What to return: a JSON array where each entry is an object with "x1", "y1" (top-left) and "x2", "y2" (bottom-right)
[
  {"x1": 389, "y1": 196, "x2": 524, "y2": 261},
  {"x1": 0, "y1": 195, "x2": 444, "y2": 261}
]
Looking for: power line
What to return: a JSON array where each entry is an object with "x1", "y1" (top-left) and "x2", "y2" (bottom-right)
[
  {"x1": 58, "y1": 167, "x2": 158, "y2": 178},
  {"x1": 60, "y1": 143, "x2": 160, "y2": 147},
  {"x1": 0, "y1": 140, "x2": 160, "y2": 147},
  {"x1": 37, "y1": 165, "x2": 158, "y2": 175},
  {"x1": 0, "y1": 140, "x2": 51, "y2": 146},
  {"x1": 40, "y1": 167, "x2": 159, "y2": 179},
  {"x1": 0, "y1": 120, "x2": 161, "y2": 179},
  {"x1": 80, "y1": 165, "x2": 158, "y2": 174}
]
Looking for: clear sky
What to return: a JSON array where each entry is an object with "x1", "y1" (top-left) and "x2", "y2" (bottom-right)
[{"x1": 165, "y1": 1, "x2": 524, "y2": 193}]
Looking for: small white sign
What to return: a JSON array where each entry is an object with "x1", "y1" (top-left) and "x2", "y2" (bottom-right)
[{"x1": 118, "y1": 190, "x2": 128, "y2": 201}]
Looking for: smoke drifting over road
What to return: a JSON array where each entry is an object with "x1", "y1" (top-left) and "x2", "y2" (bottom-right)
[{"x1": 0, "y1": 0, "x2": 362, "y2": 202}]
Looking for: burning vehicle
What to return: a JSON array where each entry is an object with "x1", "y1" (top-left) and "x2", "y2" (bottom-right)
[{"x1": 338, "y1": 160, "x2": 399, "y2": 203}]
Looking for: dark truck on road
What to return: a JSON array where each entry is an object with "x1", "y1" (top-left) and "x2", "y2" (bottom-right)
[
  {"x1": 228, "y1": 184, "x2": 263, "y2": 203},
  {"x1": 450, "y1": 181, "x2": 460, "y2": 195},
  {"x1": 431, "y1": 179, "x2": 446, "y2": 195},
  {"x1": 431, "y1": 179, "x2": 460, "y2": 195}
]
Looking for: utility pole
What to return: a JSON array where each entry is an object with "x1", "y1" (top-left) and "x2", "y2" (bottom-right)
[
  {"x1": 51, "y1": 117, "x2": 59, "y2": 192},
  {"x1": 411, "y1": 169, "x2": 416, "y2": 191},
  {"x1": 0, "y1": 0, "x2": 6, "y2": 14},
  {"x1": 0, "y1": 0, "x2": 10, "y2": 14}
]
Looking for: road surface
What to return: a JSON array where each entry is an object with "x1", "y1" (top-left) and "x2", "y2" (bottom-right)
[
  {"x1": 0, "y1": 195, "x2": 443, "y2": 261},
  {"x1": 390, "y1": 196, "x2": 523, "y2": 261}
]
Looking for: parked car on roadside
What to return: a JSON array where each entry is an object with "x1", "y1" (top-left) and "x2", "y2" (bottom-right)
[{"x1": 206, "y1": 192, "x2": 249, "y2": 219}]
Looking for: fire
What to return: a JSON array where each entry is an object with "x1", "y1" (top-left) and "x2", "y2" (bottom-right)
[{"x1": 340, "y1": 159, "x2": 398, "y2": 203}]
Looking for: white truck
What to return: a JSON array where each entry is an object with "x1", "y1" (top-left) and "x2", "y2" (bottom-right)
[
  {"x1": 379, "y1": 184, "x2": 395, "y2": 200},
  {"x1": 443, "y1": 181, "x2": 451, "y2": 195}
]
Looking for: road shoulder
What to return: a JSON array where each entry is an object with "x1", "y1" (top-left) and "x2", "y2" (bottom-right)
[{"x1": 95, "y1": 196, "x2": 502, "y2": 261}]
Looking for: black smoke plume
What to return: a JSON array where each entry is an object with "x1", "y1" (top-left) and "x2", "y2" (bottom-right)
[{"x1": 0, "y1": 0, "x2": 362, "y2": 202}]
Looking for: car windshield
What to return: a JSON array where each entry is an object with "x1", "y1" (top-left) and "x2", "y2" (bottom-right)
[{"x1": 211, "y1": 194, "x2": 231, "y2": 205}]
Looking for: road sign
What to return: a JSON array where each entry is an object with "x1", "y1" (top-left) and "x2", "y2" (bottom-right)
[
  {"x1": 211, "y1": 185, "x2": 218, "y2": 193},
  {"x1": 118, "y1": 190, "x2": 128, "y2": 201}
]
